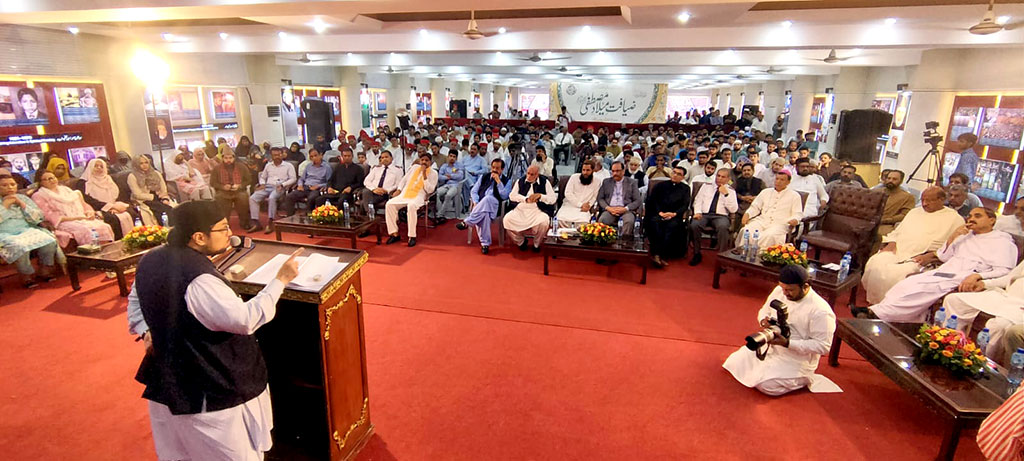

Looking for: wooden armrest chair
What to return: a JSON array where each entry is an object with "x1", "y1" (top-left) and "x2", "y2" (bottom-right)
[{"x1": 801, "y1": 185, "x2": 887, "y2": 267}]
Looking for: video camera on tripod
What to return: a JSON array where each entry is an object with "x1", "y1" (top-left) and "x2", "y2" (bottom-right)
[{"x1": 923, "y1": 121, "x2": 943, "y2": 148}]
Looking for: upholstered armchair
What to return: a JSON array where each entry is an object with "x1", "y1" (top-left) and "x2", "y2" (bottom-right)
[{"x1": 801, "y1": 184, "x2": 887, "y2": 267}]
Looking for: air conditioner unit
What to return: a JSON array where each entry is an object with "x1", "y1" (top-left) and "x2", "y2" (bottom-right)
[{"x1": 249, "y1": 104, "x2": 300, "y2": 148}]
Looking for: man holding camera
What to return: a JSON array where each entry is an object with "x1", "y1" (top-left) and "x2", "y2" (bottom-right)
[{"x1": 723, "y1": 265, "x2": 841, "y2": 396}]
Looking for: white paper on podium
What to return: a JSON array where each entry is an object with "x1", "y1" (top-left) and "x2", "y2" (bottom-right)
[{"x1": 243, "y1": 252, "x2": 349, "y2": 292}]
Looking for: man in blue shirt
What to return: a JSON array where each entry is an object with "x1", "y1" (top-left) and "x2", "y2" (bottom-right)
[
  {"x1": 434, "y1": 151, "x2": 465, "y2": 223},
  {"x1": 953, "y1": 133, "x2": 980, "y2": 183},
  {"x1": 461, "y1": 143, "x2": 488, "y2": 210},
  {"x1": 456, "y1": 159, "x2": 514, "y2": 254},
  {"x1": 281, "y1": 148, "x2": 331, "y2": 216}
]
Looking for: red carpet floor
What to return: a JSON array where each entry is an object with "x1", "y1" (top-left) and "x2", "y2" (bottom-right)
[{"x1": 0, "y1": 220, "x2": 985, "y2": 460}]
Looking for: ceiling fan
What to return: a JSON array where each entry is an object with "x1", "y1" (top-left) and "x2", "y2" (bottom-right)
[
  {"x1": 383, "y1": 66, "x2": 412, "y2": 74},
  {"x1": 518, "y1": 52, "x2": 570, "y2": 63},
  {"x1": 969, "y1": 0, "x2": 1010, "y2": 35},
  {"x1": 462, "y1": 10, "x2": 499, "y2": 40},
  {"x1": 281, "y1": 53, "x2": 327, "y2": 64},
  {"x1": 807, "y1": 49, "x2": 851, "y2": 64},
  {"x1": 758, "y1": 66, "x2": 786, "y2": 74}
]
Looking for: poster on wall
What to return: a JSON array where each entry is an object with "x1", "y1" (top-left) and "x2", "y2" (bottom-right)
[
  {"x1": 871, "y1": 98, "x2": 895, "y2": 113},
  {"x1": 891, "y1": 91, "x2": 912, "y2": 131},
  {"x1": 0, "y1": 151, "x2": 42, "y2": 179},
  {"x1": 281, "y1": 87, "x2": 298, "y2": 113},
  {"x1": 941, "y1": 152, "x2": 961, "y2": 185},
  {"x1": 0, "y1": 86, "x2": 48, "y2": 127},
  {"x1": 144, "y1": 90, "x2": 169, "y2": 117},
  {"x1": 519, "y1": 93, "x2": 550, "y2": 120},
  {"x1": 979, "y1": 108, "x2": 1024, "y2": 149},
  {"x1": 551, "y1": 82, "x2": 668, "y2": 123},
  {"x1": 972, "y1": 159, "x2": 1020, "y2": 202},
  {"x1": 54, "y1": 87, "x2": 100, "y2": 124},
  {"x1": 166, "y1": 87, "x2": 202, "y2": 122},
  {"x1": 375, "y1": 92, "x2": 387, "y2": 112},
  {"x1": 147, "y1": 113, "x2": 175, "y2": 152},
  {"x1": 950, "y1": 107, "x2": 983, "y2": 141},
  {"x1": 67, "y1": 146, "x2": 108, "y2": 169},
  {"x1": 665, "y1": 95, "x2": 711, "y2": 120},
  {"x1": 887, "y1": 130, "x2": 905, "y2": 157},
  {"x1": 210, "y1": 90, "x2": 237, "y2": 119}
]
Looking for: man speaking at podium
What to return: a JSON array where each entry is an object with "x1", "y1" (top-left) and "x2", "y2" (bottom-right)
[{"x1": 126, "y1": 201, "x2": 301, "y2": 460}]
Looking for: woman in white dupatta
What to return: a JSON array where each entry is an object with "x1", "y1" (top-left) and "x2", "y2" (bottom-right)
[
  {"x1": 166, "y1": 153, "x2": 212, "y2": 202},
  {"x1": 77, "y1": 158, "x2": 137, "y2": 238},
  {"x1": 32, "y1": 170, "x2": 115, "y2": 248}
]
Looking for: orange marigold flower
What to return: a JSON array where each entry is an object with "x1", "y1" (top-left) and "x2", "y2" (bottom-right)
[
  {"x1": 942, "y1": 350, "x2": 954, "y2": 357},
  {"x1": 929, "y1": 342, "x2": 939, "y2": 349}
]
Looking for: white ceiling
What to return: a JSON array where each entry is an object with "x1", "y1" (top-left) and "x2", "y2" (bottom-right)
[{"x1": 4, "y1": 0, "x2": 1024, "y2": 89}]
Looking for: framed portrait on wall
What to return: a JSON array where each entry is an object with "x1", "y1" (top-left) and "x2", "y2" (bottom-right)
[
  {"x1": 210, "y1": 89, "x2": 237, "y2": 119},
  {"x1": 54, "y1": 87, "x2": 101, "y2": 124},
  {"x1": 0, "y1": 86, "x2": 48, "y2": 127}
]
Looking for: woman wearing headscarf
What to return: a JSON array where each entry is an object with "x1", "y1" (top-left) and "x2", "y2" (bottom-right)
[
  {"x1": 44, "y1": 157, "x2": 72, "y2": 184},
  {"x1": 109, "y1": 150, "x2": 133, "y2": 175},
  {"x1": 0, "y1": 173, "x2": 61, "y2": 287},
  {"x1": 204, "y1": 140, "x2": 220, "y2": 163},
  {"x1": 75, "y1": 158, "x2": 137, "y2": 239},
  {"x1": 234, "y1": 135, "x2": 258, "y2": 159},
  {"x1": 127, "y1": 154, "x2": 175, "y2": 224},
  {"x1": 285, "y1": 142, "x2": 306, "y2": 163},
  {"x1": 188, "y1": 147, "x2": 214, "y2": 184},
  {"x1": 165, "y1": 152, "x2": 212, "y2": 202},
  {"x1": 32, "y1": 170, "x2": 115, "y2": 248}
]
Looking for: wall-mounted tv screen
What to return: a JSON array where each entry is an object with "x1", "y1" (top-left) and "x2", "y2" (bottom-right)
[
  {"x1": 973, "y1": 158, "x2": 1020, "y2": 203},
  {"x1": 979, "y1": 108, "x2": 1024, "y2": 150},
  {"x1": 166, "y1": 87, "x2": 202, "y2": 122},
  {"x1": 67, "y1": 146, "x2": 108, "y2": 169},
  {"x1": 210, "y1": 89, "x2": 237, "y2": 120},
  {"x1": 0, "y1": 86, "x2": 48, "y2": 127},
  {"x1": 375, "y1": 92, "x2": 386, "y2": 112},
  {"x1": 950, "y1": 107, "x2": 982, "y2": 141},
  {"x1": 54, "y1": 87, "x2": 100, "y2": 125}
]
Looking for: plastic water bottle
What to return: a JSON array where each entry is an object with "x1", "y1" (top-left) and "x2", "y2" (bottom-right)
[
  {"x1": 633, "y1": 219, "x2": 641, "y2": 238},
  {"x1": 617, "y1": 217, "x2": 624, "y2": 236},
  {"x1": 342, "y1": 201, "x2": 351, "y2": 224},
  {"x1": 742, "y1": 229, "x2": 751, "y2": 260},
  {"x1": 552, "y1": 217, "x2": 559, "y2": 234},
  {"x1": 750, "y1": 230, "x2": 760, "y2": 262},
  {"x1": 590, "y1": 214, "x2": 597, "y2": 224},
  {"x1": 977, "y1": 328, "x2": 991, "y2": 352},
  {"x1": 799, "y1": 240, "x2": 808, "y2": 254},
  {"x1": 1009, "y1": 348, "x2": 1024, "y2": 390},
  {"x1": 838, "y1": 252, "x2": 851, "y2": 281},
  {"x1": 160, "y1": 212, "x2": 169, "y2": 226},
  {"x1": 933, "y1": 307, "x2": 946, "y2": 328},
  {"x1": 945, "y1": 314, "x2": 958, "y2": 330},
  {"x1": 90, "y1": 229, "x2": 100, "y2": 246},
  {"x1": 368, "y1": 203, "x2": 375, "y2": 218},
  {"x1": 134, "y1": 216, "x2": 142, "y2": 227}
]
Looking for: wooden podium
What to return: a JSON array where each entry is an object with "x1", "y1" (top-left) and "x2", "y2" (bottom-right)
[{"x1": 219, "y1": 239, "x2": 372, "y2": 460}]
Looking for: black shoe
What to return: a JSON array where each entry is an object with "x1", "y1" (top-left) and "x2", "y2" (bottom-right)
[
  {"x1": 481, "y1": 245, "x2": 489, "y2": 254},
  {"x1": 358, "y1": 231, "x2": 370, "y2": 238},
  {"x1": 436, "y1": 217, "x2": 448, "y2": 225},
  {"x1": 456, "y1": 221, "x2": 468, "y2": 231},
  {"x1": 851, "y1": 307, "x2": 877, "y2": 319},
  {"x1": 407, "y1": 237, "x2": 417, "y2": 247},
  {"x1": 532, "y1": 245, "x2": 541, "y2": 253},
  {"x1": 688, "y1": 253, "x2": 703, "y2": 266},
  {"x1": 263, "y1": 222, "x2": 274, "y2": 235},
  {"x1": 249, "y1": 224, "x2": 264, "y2": 233},
  {"x1": 386, "y1": 235, "x2": 400, "y2": 245},
  {"x1": 519, "y1": 241, "x2": 529, "y2": 251}
]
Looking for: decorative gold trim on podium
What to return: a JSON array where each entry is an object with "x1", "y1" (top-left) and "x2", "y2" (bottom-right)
[
  {"x1": 321, "y1": 252, "x2": 368, "y2": 303},
  {"x1": 332, "y1": 398, "x2": 369, "y2": 451},
  {"x1": 323, "y1": 285, "x2": 362, "y2": 341}
]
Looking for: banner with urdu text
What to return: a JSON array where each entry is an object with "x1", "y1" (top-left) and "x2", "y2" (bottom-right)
[{"x1": 551, "y1": 82, "x2": 667, "y2": 124}]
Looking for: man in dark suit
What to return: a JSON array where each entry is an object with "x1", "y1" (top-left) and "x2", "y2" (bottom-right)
[{"x1": 597, "y1": 161, "x2": 643, "y2": 236}]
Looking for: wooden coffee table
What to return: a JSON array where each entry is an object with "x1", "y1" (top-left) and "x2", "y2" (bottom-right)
[
  {"x1": 66, "y1": 240, "x2": 157, "y2": 297},
  {"x1": 712, "y1": 248, "x2": 861, "y2": 309},
  {"x1": 542, "y1": 235, "x2": 650, "y2": 284},
  {"x1": 829, "y1": 319, "x2": 1011, "y2": 461},
  {"x1": 273, "y1": 214, "x2": 382, "y2": 248}
]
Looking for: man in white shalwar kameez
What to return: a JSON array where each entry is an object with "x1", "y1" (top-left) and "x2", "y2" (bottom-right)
[
  {"x1": 866, "y1": 207, "x2": 1017, "y2": 322},
  {"x1": 723, "y1": 265, "x2": 841, "y2": 396},
  {"x1": 994, "y1": 197, "x2": 1024, "y2": 238},
  {"x1": 385, "y1": 152, "x2": 438, "y2": 247},
  {"x1": 555, "y1": 161, "x2": 600, "y2": 227},
  {"x1": 127, "y1": 201, "x2": 302, "y2": 461},
  {"x1": 861, "y1": 187, "x2": 965, "y2": 304},
  {"x1": 789, "y1": 157, "x2": 828, "y2": 219},
  {"x1": 945, "y1": 258, "x2": 1024, "y2": 363},
  {"x1": 504, "y1": 165, "x2": 557, "y2": 251},
  {"x1": 735, "y1": 171, "x2": 803, "y2": 250}
]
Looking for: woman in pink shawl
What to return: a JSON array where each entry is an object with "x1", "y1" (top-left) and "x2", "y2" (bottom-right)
[
  {"x1": 32, "y1": 170, "x2": 114, "y2": 248},
  {"x1": 75, "y1": 158, "x2": 137, "y2": 239},
  {"x1": 188, "y1": 147, "x2": 214, "y2": 184},
  {"x1": 166, "y1": 152, "x2": 212, "y2": 201}
]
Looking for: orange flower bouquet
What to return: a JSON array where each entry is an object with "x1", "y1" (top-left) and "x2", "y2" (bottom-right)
[
  {"x1": 759, "y1": 243, "x2": 809, "y2": 267},
  {"x1": 578, "y1": 222, "x2": 617, "y2": 246},
  {"x1": 309, "y1": 204, "x2": 343, "y2": 225},
  {"x1": 915, "y1": 325, "x2": 989, "y2": 377},
  {"x1": 122, "y1": 225, "x2": 169, "y2": 252}
]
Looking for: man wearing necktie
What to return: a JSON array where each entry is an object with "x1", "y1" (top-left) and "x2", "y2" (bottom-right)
[
  {"x1": 689, "y1": 168, "x2": 738, "y2": 266},
  {"x1": 385, "y1": 152, "x2": 438, "y2": 247},
  {"x1": 359, "y1": 151, "x2": 402, "y2": 217}
]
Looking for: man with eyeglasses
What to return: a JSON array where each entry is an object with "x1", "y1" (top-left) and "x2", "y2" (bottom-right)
[{"x1": 126, "y1": 200, "x2": 303, "y2": 460}]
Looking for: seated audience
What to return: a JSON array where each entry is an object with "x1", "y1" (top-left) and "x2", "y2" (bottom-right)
[
  {"x1": 248, "y1": 147, "x2": 297, "y2": 233},
  {"x1": 434, "y1": 151, "x2": 465, "y2": 222},
  {"x1": 592, "y1": 157, "x2": 611, "y2": 184},
  {"x1": 824, "y1": 164, "x2": 863, "y2": 195},
  {"x1": 360, "y1": 151, "x2": 403, "y2": 217},
  {"x1": 0, "y1": 174, "x2": 60, "y2": 287},
  {"x1": 0, "y1": 160, "x2": 30, "y2": 189},
  {"x1": 947, "y1": 184, "x2": 973, "y2": 218},
  {"x1": 861, "y1": 187, "x2": 964, "y2": 305},
  {"x1": 690, "y1": 161, "x2": 718, "y2": 186},
  {"x1": 385, "y1": 152, "x2": 437, "y2": 247},
  {"x1": 503, "y1": 165, "x2": 556, "y2": 252},
  {"x1": 875, "y1": 169, "x2": 915, "y2": 241},
  {"x1": 626, "y1": 156, "x2": 646, "y2": 189},
  {"x1": 816, "y1": 153, "x2": 840, "y2": 183},
  {"x1": 285, "y1": 142, "x2": 306, "y2": 163},
  {"x1": 188, "y1": 147, "x2": 214, "y2": 184},
  {"x1": 312, "y1": 147, "x2": 363, "y2": 209},
  {"x1": 281, "y1": 148, "x2": 331, "y2": 216},
  {"x1": 530, "y1": 146, "x2": 555, "y2": 179},
  {"x1": 645, "y1": 165, "x2": 691, "y2": 268},
  {"x1": 210, "y1": 149, "x2": 251, "y2": 229},
  {"x1": 736, "y1": 171, "x2": 802, "y2": 250},
  {"x1": 723, "y1": 265, "x2": 840, "y2": 396},
  {"x1": 689, "y1": 168, "x2": 738, "y2": 266},
  {"x1": 995, "y1": 196, "x2": 1024, "y2": 237},
  {"x1": 863, "y1": 207, "x2": 1016, "y2": 322},
  {"x1": 758, "y1": 157, "x2": 786, "y2": 186},
  {"x1": 556, "y1": 160, "x2": 600, "y2": 227},
  {"x1": 165, "y1": 153, "x2": 212, "y2": 201},
  {"x1": 947, "y1": 172, "x2": 983, "y2": 211},
  {"x1": 77, "y1": 158, "x2": 137, "y2": 239},
  {"x1": 790, "y1": 158, "x2": 828, "y2": 219},
  {"x1": 109, "y1": 150, "x2": 132, "y2": 175},
  {"x1": 128, "y1": 154, "x2": 175, "y2": 225},
  {"x1": 597, "y1": 162, "x2": 642, "y2": 236},
  {"x1": 32, "y1": 170, "x2": 115, "y2": 248},
  {"x1": 646, "y1": 155, "x2": 672, "y2": 181},
  {"x1": 457, "y1": 159, "x2": 513, "y2": 254},
  {"x1": 44, "y1": 156, "x2": 73, "y2": 186},
  {"x1": 734, "y1": 163, "x2": 764, "y2": 218},
  {"x1": 944, "y1": 257, "x2": 1024, "y2": 366}
]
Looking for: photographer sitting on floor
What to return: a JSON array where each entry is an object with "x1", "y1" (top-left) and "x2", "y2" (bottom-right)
[{"x1": 722, "y1": 265, "x2": 841, "y2": 396}]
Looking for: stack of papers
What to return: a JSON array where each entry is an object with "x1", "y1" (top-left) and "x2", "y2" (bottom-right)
[{"x1": 243, "y1": 253, "x2": 349, "y2": 292}]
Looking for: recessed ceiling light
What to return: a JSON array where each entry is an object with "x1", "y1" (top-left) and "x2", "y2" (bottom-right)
[
  {"x1": 419, "y1": 28, "x2": 428, "y2": 36},
  {"x1": 885, "y1": 17, "x2": 897, "y2": 26},
  {"x1": 677, "y1": 12, "x2": 691, "y2": 23},
  {"x1": 67, "y1": 26, "x2": 79, "y2": 35},
  {"x1": 544, "y1": 51, "x2": 552, "y2": 57},
  {"x1": 218, "y1": 32, "x2": 228, "y2": 40},
  {"x1": 996, "y1": 15, "x2": 1011, "y2": 25},
  {"x1": 496, "y1": 51, "x2": 502, "y2": 55},
  {"x1": 781, "y1": 20, "x2": 793, "y2": 28},
  {"x1": 311, "y1": 19, "x2": 328, "y2": 34},
  {"x1": 582, "y1": 25, "x2": 591, "y2": 32},
  {"x1": 278, "y1": 31, "x2": 287, "y2": 39},
  {"x1": 161, "y1": 32, "x2": 173, "y2": 41},
  {"x1": 498, "y1": 27, "x2": 507, "y2": 34}
]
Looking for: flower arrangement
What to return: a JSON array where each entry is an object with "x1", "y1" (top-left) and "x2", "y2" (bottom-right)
[
  {"x1": 122, "y1": 225, "x2": 168, "y2": 252},
  {"x1": 309, "y1": 204, "x2": 344, "y2": 225},
  {"x1": 578, "y1": 222, "x2": 618, "y2": 245},
  {"x1": 759, "y1": 243, "x2": 809, "y2": 267},
  {"x1": 915, "y1": 324, "x2": 989, "y2": 377}
]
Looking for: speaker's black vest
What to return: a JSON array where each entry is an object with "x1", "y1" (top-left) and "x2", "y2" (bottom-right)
[
  {"x1": 134, "y1": 245, "x2": 267, "y2": 415},
  {"x1": 507, "y1": 175, "x2": 555, "y2": 217}
]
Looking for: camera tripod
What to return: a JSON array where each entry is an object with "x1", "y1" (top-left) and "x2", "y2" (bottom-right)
[{"x1": 907, "y1": 141, "x2": 942, "y2": 186}]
